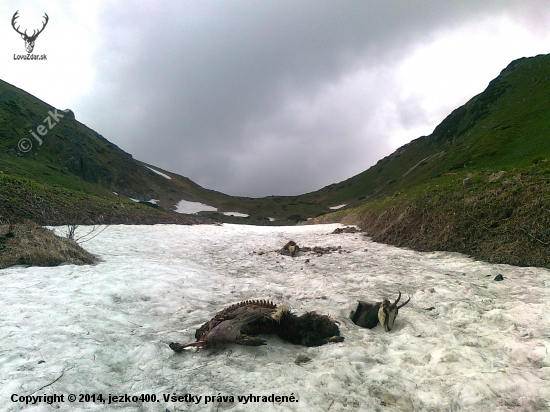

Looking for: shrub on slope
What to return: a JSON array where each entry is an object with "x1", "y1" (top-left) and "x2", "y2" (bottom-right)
[{"x1": 0, "y1": 220, "x2": 96, "y2": 268}]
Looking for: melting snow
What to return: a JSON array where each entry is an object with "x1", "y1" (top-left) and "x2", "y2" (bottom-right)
[
  {"x1": 222, "y1": 212, "x2": 249, "y2": 217},
  {"x1": 128, "y1": 198, "x2": 159, "y2": 204},
  {"x1": 329, "y1": 204, "x2": 347, "y2": 210},
  {"x1": 175, "y1": 200, "x2": 217, "y2": 214},
  {"x1": 1, "y1": 224, "x2": 549, "y2": 411},
  {"x1": 145, "y1": 166, "x2": 172, "y2": 180}
]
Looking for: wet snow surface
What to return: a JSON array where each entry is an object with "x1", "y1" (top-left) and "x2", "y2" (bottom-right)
[{"x1": 1, "y1": 224, "x2": 549, "y2": 412}]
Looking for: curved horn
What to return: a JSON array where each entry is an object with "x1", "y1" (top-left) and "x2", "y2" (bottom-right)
[
  {"x1": 393, "y1": 291, "x2": 401, "y2": 306},
  {"x1": 397, "y1": 295, "x2": 411, "y2": 309}
]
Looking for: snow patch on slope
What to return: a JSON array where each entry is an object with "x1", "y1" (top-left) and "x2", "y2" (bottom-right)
[
  {"x1": 145, "y1": 166, "x2": 172, "y2": 179},
  {"x1": 175, "y1": 200, "x2": 217, "y2": 214},
  {"x1": 222, "y1": 212, "x2": 249, "y2": 217}
]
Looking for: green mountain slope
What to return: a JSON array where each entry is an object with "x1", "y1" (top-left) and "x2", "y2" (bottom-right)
[
  {"x1": 1, "y1": 53, "x2": 549, "y2": 267},
  {"x1": 0, "y1": 78, "x2": 349, "y2": 224},
  {"x1": 0, "y1": 77, "x2": 342, "y2": 224},
  {"x1": 0, "y1": 78, "x2": 228, "y2": 204},
  {"x1": 309, "y1": 53, "x2": 550, "y2": 267},
  {"x1": 301, "y1": 54, "x2": 550, "y2": 207}
]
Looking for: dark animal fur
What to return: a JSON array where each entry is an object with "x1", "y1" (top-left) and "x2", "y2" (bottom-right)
[
  {"x1": 170, "y1": 300, "x2": 343, "y2": 351},
  {"x1": 350, "y1": 300, "x2": 380, "y2": 329},
  {"x1": 277, "y1": 311, "x2": 343, "y2": 347}
]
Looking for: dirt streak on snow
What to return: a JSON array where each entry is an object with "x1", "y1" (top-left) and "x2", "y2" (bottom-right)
[{"x1": 1, "y1": 224, "x2": 549, "y2": 411}]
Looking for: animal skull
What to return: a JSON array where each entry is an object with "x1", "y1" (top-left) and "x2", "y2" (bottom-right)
[{"x1": 350, "y1": 291, "x2": 410, "y2": 331}]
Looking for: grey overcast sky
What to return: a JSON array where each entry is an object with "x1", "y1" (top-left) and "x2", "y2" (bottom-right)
[{"x1": 2, "y1": 1, "x2": 550, "y2": 196}]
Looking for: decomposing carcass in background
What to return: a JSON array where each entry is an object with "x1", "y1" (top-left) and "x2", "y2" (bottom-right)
[{"x1": 281, "y1": 240, "x2": 300, "y2": 256}]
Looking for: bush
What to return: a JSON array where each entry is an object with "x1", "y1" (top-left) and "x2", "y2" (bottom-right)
[{"x1": 0, "y1": 220, "x2": 96, "y2": 269}]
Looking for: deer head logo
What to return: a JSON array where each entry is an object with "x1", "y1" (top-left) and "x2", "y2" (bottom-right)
[{"x1": 11, "y1": 11, "x2": 49, "y2": 54}]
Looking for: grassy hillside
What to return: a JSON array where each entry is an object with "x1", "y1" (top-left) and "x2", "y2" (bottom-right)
[
  {"x1": 309, "y1": 54, "x2": 550, "y2": 267},
  {"x1": 302, "y1": 54, "x2": 550, "y2": 206},
  {"x1": 0, "y1": 78, "x2": 337, "y2": 224},
  {"x1": 0, "y1": 174, "x2": 206, "y2": 225},
  {"x1": 0, "y1": 78, "x2": 236, "y2": 201},
  {"x1": 1, "y1": 54, "x2": 549, "y2": 267},
  {"x1": 0, "y1": 220, "x2": 97, "y2": 269}
]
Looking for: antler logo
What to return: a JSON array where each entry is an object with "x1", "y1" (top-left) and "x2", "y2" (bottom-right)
[{"x1": 11, "y1": 11, "x2": 49, "y2": 54}]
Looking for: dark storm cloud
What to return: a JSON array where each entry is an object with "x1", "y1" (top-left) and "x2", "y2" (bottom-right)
[{"x1": 80, "y1": 0, "x2": 549, "y2": 197}]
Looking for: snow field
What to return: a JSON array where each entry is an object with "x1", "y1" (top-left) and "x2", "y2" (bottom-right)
[{"x1": 1, "y1": 224, "x2": 549, "y2": 411}]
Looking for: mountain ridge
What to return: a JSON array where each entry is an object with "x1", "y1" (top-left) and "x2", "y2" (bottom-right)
[
  {"x1": 308, "y1": 53, "x2": 550, "y2": 267},
  {"x1": 1, "y1": 53, "x2": 549, "y2": 265}
]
